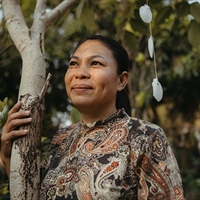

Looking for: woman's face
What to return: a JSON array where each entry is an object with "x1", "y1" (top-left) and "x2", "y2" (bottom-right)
[{"x1": 65, "y1": 40, "x2": 127, "y2": 114}]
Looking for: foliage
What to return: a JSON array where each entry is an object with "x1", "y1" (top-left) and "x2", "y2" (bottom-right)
[
  {"x1": 0, "y1": 180, "x2": 9, "y2": 200},
  {"x1": 0, "y1": 98, "x2": 9, "y2": 199},
  {"x1": 0, "y1": 0, "x2": 200, "y2": 199},
  {"x1": 0, "y1": 98, "x2": 8, "y2": 126}
]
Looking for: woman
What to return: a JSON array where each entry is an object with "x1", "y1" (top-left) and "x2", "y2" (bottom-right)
[{"x1": 1, "y1": 35, "x2": 184, "y2": 199}]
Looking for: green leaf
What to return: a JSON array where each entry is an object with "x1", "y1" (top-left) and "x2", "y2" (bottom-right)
[
  {"x1": 0, "y1": 101, "x2": 3, "y2": 112},
  {"x1": 3, "y1": 97, "x2": 8, "y2": 105},
  {"x1": 175, "y1": 2, "x2": 189, "y2": 18},
  {"x1": 76, "y1": 0, "x2": 85, "y2": 19},
  {"x1": 0, "y1": 182, "x2": 9, "y2": 195},
  {"x1": 188, "y1": 20, "x2": 200, "y2": 47},
  {"x1": 79, "y1": 3, "x2": 97, "y2": 32},
  {"x1": 124, "y1": 31, "x2": 137, "y2": 51},
  {"x1": 0, "y1": 97, "x2": 8, "y2": 112},
  {"x1": 155, "y1": 6, "x2": 173, "y2": 26},
  {"x1": 190, "y1": 2, "x2": 200, "y2": 24},
  {"x1": 136, "y1": 91, "x2": 145, "y2": 108},
  {"x1": 70, "y1": 106, "x2": 81, "y2": 124},
  {"x1": 130, "y1": 17, "x2": 148, "y2": 34}
]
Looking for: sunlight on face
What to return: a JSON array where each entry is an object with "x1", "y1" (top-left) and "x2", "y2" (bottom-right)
[{"x1": 65, "y1": 40, "x2": 122, "y2": 115}]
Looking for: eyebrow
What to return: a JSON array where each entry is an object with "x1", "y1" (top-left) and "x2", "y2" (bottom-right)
[{"x1": 70, "y1": 55, "x2": 105, "y2": 60}]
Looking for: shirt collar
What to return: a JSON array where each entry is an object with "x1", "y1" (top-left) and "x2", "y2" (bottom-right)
[{"x1": 79, "y1": 108, "x2": 129, "y2": 129}]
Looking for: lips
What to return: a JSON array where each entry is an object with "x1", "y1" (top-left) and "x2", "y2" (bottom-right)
[{"x1": 72, "y1": 84, "x2": 93, "y2": 90}]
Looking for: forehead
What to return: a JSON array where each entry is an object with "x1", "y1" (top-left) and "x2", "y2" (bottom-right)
[{"x1": 74, "y1": 40, "x2": 113, "y2": 56}]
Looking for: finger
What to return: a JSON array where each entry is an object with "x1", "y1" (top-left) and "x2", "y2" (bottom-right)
[
  {"x1": 7, "y1": 102, "x2": 25, "y2": 122},
  {"x1": 8, "y1": 129, "x2": 29, "y2": 140},
  {"x1": 10, "y1": 117, "x2": 32, "y2": 128},
  {"x1": 2, "y1": 117, "x2": 32, "y2": 134},
  {"x1": 1, "y1": 129, "x2": 28, "y2": 142},
  {"x1": 8, "y1": 101, "x2": 22, "y2": 114},
  {"x1": 8, "y1": 110, "x2": 31, "y2": 123}
]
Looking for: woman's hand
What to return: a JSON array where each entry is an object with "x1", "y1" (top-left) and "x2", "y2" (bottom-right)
[{"x1": 0, "y1": 101, "x2": 32, "y2": 176}]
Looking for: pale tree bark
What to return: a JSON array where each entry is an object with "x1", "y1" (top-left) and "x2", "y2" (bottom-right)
[{"x1": 1, "y1": 0, "x2": 78, "y2": 199}]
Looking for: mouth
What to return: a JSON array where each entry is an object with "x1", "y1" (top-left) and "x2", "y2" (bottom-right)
[{"x1": 72, "y1": 84, "x2": 93, "y2": 90}]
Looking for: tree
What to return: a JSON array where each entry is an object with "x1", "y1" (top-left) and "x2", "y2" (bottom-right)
[
  {"x1": 0, "y1": 0, "x2": 78, "y2": 199},
  {"x1": 1, "y1": 0, "x2": 200, "y2": 199}
]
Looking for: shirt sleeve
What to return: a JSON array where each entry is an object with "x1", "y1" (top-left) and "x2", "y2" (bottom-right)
[{"x1": 136, "y1": 127, "x2": 185, "y2": 200}]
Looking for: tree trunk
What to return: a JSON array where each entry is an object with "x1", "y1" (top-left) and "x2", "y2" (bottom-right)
[
  {"x1": 1, "y1": 0, "x2": 78, "y2": 199},
  {"x1": 8, "y1": 12, "x2": 47, "y2": 198},
  {"x1": 10, "y1": 72, "x2": 51, "y2": 199},
  {"x1": 10, "y1": 94, "x2": 43, "y2": 199}
]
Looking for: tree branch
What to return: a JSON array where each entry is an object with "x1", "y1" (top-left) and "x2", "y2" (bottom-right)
[
  {"x1": 32, "y1": 0, "x2": 47, "y2": 32},
  {"x1": 1, "y1": 0, "x2": 30, "y2": 52},
  {"x1": 42, "y1": 0, "x2": 78, "y2": 27},
  {"x1": 39, "y1": 73, "x2": 52, "y2": 101},
  {"x1": 0, "y1": 44, "x2": 14, "y2": 55}
]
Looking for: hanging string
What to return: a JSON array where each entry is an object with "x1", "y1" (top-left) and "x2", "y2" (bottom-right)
[{"x1": 139, "y1": 1, "x2": 163, "y2": 101}]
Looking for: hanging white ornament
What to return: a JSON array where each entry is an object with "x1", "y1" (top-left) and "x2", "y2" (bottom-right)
[
  {"x1": 148, "y1": 36, "x2": 154, "y2": 58},
  {"x1": 152, "y1": 78, "x2": 163, "y2": 102},
  {"x1": 139, "y1": 4, "x2": 152, "y2": 23}
]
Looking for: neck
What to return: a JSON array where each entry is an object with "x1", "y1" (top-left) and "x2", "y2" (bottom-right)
[{"x1": 80, "y1": 106, "x2": 117, "y2": 124}]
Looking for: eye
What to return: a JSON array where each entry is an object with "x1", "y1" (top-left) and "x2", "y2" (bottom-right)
[
  {"x1": 69, "y1": 61, "x2": 78, "y2": 67},
  {"x1": 91, "y1": 61, "x2": 102, "y2": 66}
]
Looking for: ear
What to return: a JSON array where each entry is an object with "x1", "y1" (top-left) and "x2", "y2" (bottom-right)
[{"x1": 117, "y1": 71, "x2": 129, "y2": 92}]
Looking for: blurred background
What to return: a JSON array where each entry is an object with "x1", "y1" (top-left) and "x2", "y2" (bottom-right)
[{"x1": 0, "y1": 0, "x2": 200, "y2": 199}]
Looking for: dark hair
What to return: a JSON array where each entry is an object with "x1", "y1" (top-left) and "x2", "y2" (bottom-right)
[{"x1": 73, "y1": 35, "x2": 132, "y2": 116}]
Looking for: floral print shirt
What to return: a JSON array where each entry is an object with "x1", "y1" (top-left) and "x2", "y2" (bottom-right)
[{"x1": 40, "y1": 109, "x2": 185, "y2": 200}]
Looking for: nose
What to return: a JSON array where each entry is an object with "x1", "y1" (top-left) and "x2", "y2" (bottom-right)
[{"x1": 75, "y1": 66, "x2": 91, "y2": 79}]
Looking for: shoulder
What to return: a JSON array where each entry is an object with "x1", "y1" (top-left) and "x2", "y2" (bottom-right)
[
  {"x1": 127, "y1": 117, "x2": 170, "y2": 159},
  {"x1": 128, "y1": 117, "x2": 171, "y2": 162},
  {"x1": 128, "y1": 117, "x2": 165, "y2": 138}
]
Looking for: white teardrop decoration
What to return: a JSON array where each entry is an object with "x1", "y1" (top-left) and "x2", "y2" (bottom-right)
[
  {"x1": 139, "y1": 4, "x2": 152, "y2": 23},
  {"x1": 148, "y1": 36, "x2": 154, "y2": 58},
  {"x1": 152, "y1": 78, "x2": 163, "y2": 102}
]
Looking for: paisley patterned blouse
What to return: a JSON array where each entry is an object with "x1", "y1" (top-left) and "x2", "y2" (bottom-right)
[{"x1": 40, "y1": 109, "x2": 185, "y2": 200}]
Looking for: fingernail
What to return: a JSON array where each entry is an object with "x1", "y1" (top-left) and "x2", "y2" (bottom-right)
[
  {"x1": 25, "y1": 111, "x2": 30, "y2": 114},
  {"x1": 23, "y1": 130, "x2": 28, "y2": 133}
]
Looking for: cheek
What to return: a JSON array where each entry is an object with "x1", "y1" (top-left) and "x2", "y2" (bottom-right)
[
  {"x1": 64, "y1": 71, "x2": 71, "y2": 92},
  {"x1": 64, "y1": 70, "x2": 71, "y2": 83},
  {"x1": 96, "y1": 72, "x2": 118, "y2": 91}
]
